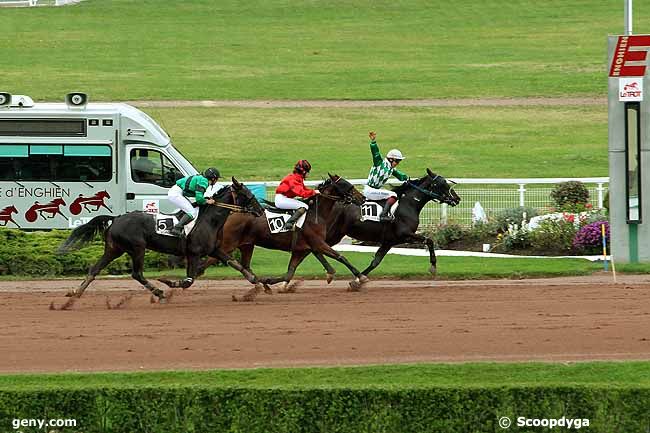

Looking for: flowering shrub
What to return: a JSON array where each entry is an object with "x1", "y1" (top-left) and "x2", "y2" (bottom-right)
[
  {"x1": 494, "y1": 222, "x2": 532, "y2": 252},
  {"x1": 529, "y1": 219, "x2": 577, "y2": 255},
  {"x1": 494, "y1": 206, "x2": 538, "y2": 233},
  {"x1": 550, "y1": 181, "x2": 590, "y2": 212},
  {"x1": 573, "y1": 221, "x2": 610, "y2": 254}
]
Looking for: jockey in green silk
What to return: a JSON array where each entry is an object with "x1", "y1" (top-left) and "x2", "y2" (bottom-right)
[{"x1": 363, "y1": 131, "x2": 408, "y2": 221}]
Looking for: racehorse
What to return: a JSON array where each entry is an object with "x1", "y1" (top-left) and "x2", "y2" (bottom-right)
[
  {"x1": 195, "y1": 174, "x2": 366, "y2": 301},
  {"x1": 58, "y1": 178, "x2": 264, "y2": 303},
  {"x1": 326, "y1": 169, "x2": 460, "y2": 287}
]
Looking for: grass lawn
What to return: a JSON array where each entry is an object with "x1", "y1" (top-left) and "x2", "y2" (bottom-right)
[
  {"x1": 2, "y1": 0, "x2": 644, "y2": 100},
  {"x1": 145, "y1": 105, "x2": 608, "y2": 180},
  {"x1": 1, "y1": 361, "x2": 649, "y2": 389}
]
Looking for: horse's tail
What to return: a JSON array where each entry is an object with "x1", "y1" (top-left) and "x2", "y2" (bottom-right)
[{"x1": 58, "y1": 215, "x2": 115, "y2": 253}]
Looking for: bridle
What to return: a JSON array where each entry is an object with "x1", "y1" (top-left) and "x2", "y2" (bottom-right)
[
  {"x1": 211, "y1": 186, "x2": 261, "y2": 214},
  {"x1": 318, "y1": 177, "x2": 359, "y2": 204},
  {"x1": 406, "y1": 175, "x2": 454, "y2": 204}
]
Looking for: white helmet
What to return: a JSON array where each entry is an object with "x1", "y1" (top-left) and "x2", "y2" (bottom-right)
[{"x1": 386, "y1": 149, "x2": 405, "y2": 160}]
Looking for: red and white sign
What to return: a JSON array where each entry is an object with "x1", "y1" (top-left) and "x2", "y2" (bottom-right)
[
  {"x1": 143, "y1": 200, "x2": 159, "y2": 214},
  {"x1": 619, "y1": 77, "x2": 644, "y2": 101},
  {"x1": 609, "y1": 35, "x2": 650, "y2": 77}
]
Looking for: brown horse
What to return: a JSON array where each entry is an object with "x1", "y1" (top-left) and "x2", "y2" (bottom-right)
[{"x1": 199, "y1": 174, "x2": 366, "y2": 301}]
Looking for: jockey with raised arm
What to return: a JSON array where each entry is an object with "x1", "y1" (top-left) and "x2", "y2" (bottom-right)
[
  {"x1": 167, "y1": 167, "x2": 219, "y2": 236},
  {"x1": 363, "y1": 131, "x2": 409, "y2": 222},
  {"x1": 275, "y1": 160, "x2": 320, "y2": 231}
]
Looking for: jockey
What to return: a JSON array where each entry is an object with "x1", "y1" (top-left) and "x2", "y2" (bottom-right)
[
  {"x1": 364, "y1": 131, "x2": 409, "y2": 221},
  {"x1": 275, "y1": 159, "x2": 320, "y2": 230},
  {"x1": 167, "y1": 167, "x2": 219, "y2": 235}
]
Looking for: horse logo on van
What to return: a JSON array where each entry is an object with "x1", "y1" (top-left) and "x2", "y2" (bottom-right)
[
  {"x1": 69, "y1": 190, "x2": 112, "y2": 215},
  {"x1": 0, "y1": 206, "x2": 20, "y2": 228},
  {"x1": 25, "y1": 198, "x2": 67, "y2": 222}
]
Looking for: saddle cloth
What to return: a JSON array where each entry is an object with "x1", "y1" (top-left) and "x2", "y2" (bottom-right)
[
  {"x1": 360, "y1": 200, "x2": 399, "y2": 222},
  {"x1": 154, "y1": 212, "x2": 197, "y2": 237},
  {"x1": 264, "y1": 209, "x2": 306, "y2": 234}
]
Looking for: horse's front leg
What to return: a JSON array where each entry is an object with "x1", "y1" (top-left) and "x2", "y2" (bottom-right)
[
  {"x1": 259, "y1": 250, "x2": 310, "y2": 291},
  {"x1": 129, "y1": 249, "x2": 167, "y2": 303},
  {"x1": 196, "y1": 256, "x2": 220, "y2": 277},
  {"x1": 312, "y1": 243, "x2": 369, "y2": 291},
  {"x1": 212, "y1": 248, "x2": 259, "y2": 285},
  {"x1": 360, "y1": 244, "x2": 393, "y2": 278},
  {"x1": 404, "y1": 233, "x2": 437, "y2": 275},
  {"x1": 313, "y1": 252, "x2": 336, "y2": 284}
]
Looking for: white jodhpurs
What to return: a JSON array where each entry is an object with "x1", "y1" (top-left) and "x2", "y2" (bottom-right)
[
  {"x1": 168, "y1": 185, "x2": 198, "y2": 219},
  {"x1": 274, "y1": 194, "x2": 309, "y2": 210},
  {"x1": 363, "y1": 185, "x2": 397, "y2": 201}
]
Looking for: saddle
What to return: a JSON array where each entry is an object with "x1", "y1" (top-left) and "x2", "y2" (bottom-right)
[
  {"x1": 261, "y1": 200, "x2": 307, "y2": 233},
  {"x1": 261, "y1": 199, "x2": 294, "y2": 215}
]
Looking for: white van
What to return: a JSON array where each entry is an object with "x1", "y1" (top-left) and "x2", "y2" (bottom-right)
[{"x1": 0, "y1": 92, "x2": 199, "y2": 229}]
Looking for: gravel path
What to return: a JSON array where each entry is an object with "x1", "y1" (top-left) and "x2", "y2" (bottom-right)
[{"x1": 127, "y1": 96, "x2": 605, "y2": 109}]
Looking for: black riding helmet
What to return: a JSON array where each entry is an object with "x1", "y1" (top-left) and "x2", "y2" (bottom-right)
[{"x1": 204, "y1": 167, "x2": 220, "y2": 180}]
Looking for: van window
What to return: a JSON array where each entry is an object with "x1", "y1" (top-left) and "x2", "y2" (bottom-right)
[
  {"x1": 0, "y1": 144, "x2": 111, "y2": 182},
  {"x1": 130, "y1": 148, "x2": 183, "y2": 187}
]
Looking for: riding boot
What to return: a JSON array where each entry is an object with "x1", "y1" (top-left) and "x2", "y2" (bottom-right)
[
  {"x1": 283, "y1": 207, "x2": 307, "y2": 231},
  {"x1": 379, "y1": 198, "x2": 396, "y2": 222},
  {"x1": 171, "y1": 213, "x2": 193, "y2": 236}
]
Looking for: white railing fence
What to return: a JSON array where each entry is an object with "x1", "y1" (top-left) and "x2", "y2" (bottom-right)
[{"x1": 246, "y1": 177, "x2": 609, "y2": 229}]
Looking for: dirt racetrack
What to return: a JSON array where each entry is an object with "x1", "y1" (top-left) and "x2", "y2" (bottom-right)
[{"x1": 1, "y1": 274, "x2": 649, "y2": 373}]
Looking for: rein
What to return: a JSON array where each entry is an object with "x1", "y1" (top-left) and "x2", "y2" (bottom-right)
[
  {"x1": 211, "y1": 188, "x2": 258, "y2": 213},
  {"x1": 213, "y1": 202, "x2": 249, "y2": 212},
  {"x1": 406, "y1": 178, "x2": 446, "y2": 202}
]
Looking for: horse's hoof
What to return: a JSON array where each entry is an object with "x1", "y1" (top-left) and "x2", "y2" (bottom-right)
[
  {"x1": 358, "y1": 275, "x2": 369, "y2": 284},
  {"x1": 263, "y1": 283, "x2": 273, "y2": 295},
  {"x1": 65, "y1": 291, "x2": 75, "y2": 297},
  {"x1": 326, "y1": 273, "x2": 334, "y2": 284},
  {"x1": 429, "y1": 265, "x2": 437, "y2": 275},
  {"x1": 348, "y1": 280, "x2": 361, "y2": 292},
  {"x1": 158, "y1": 297, "x2": 167, "y2": 305}
]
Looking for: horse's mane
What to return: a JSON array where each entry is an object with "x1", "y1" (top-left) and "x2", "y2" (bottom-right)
[
  {"x1": 213, "y1": 184, "x2": 232, "y2": 200},
  {"x1": 194, "y1": 185, "x2": 232, "y2": 224},
  {"x1": 392, "y1": 176, "x2": 423, "y2": 198},
  {"x1": 317, "y1": 178, "x2": 332, "y2": 190}
]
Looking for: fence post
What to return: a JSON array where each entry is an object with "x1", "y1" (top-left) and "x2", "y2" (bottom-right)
[
  {"x1": 518, "y1": 183, "x2": 526, "y2": 207},
  {"x1": 597, "y1": 182, "x2": 605, "y2": 209},
  {"x1": 441, "y1": 203, "x2": 448, "y2": 225}
]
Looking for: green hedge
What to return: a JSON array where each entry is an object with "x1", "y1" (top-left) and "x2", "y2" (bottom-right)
[
  {"x1": 0, "y1": 229, "x2": 181, "y2": 277},
  {"x1": 0, "y1": 386, "x2": 648, "y2": 432}
]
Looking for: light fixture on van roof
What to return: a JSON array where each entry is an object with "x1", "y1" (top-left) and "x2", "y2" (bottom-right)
[
  {"x1": 0, "y1": 92, "x2": 10, "y2": 107},
  {"x1": 65, "y1": 92, "x2": 88, "y2": 108}
]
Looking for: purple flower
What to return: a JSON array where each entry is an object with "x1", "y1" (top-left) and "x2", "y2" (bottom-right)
[{"x1": 573, "y1": 221, "x2": 610, "y2": 252}]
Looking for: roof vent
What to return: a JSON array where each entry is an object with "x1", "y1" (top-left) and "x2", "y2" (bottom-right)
[{"x1": 10, "y1": 95, "x2": 34, "y2": 108}]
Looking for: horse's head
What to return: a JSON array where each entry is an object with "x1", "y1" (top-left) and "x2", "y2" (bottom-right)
[
  {"x1": 319, "y1": 173, "x2": 365, "y2": 206},
  {"x1": 230, "y1": 177, "x2": 264, "y2": 217},
  {"x1": 422, "y1": 168, "x2": 461, "y2": 206}
]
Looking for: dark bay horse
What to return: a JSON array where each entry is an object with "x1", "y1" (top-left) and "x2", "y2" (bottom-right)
[
  {"x1": 58, "y1": 178, "x2": 263, "y2": 303},
  {"x1": 326, "y1": 169, "x2": 460, "y2": 288},
  {"x1": 198, "y1": 174, "x2": 366, "y2": 301}
]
